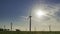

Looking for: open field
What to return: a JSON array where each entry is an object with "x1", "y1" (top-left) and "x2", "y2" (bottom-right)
[{"x1": 0, "y1": 31, "x2": 60, "y2": 34}]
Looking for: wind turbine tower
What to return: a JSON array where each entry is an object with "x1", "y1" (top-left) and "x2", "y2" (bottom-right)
[
  {"x1": 29, "y1": 16, "x2": 32, "y2": 31},
  {"x1": 11, "y1": 22, "x2": 13, "y2": 31}
]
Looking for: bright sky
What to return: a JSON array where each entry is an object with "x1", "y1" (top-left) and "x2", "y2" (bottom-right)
[{"x1": 0, "y1": 0, "x2": 60, "y2": 31}]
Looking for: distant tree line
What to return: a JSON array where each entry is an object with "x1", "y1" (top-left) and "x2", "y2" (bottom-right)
[
  {"x1": 0, "y1": 28, "x2": 21, "y2": 31},
  {"x1": 0, "y1": 28, "x2": 9, "y2": 31}
]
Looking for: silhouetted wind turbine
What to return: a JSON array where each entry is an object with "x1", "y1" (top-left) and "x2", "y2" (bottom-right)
[
  {"x1": 29, "y1": 10, "x2": 32, "y2": 32},
  {"x1": 49, "y1": 25, "x2": 51, "y2": 31},
  {"x1": 29, "y1": 16, "x2": 32, "y2": 31},
  {"x1": 21, "y1": 11, "x2": 32, "y2": 31},
  {"x1": 4, "y1": 25, "x2": 6, "y2": 29},
  {"x1": 11, "y1": 22, "x2": 13, "y2": 31}
]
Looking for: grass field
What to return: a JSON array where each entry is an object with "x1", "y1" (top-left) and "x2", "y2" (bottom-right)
[{"x1": 0, "y1": 31, "x2": 60, "y2": 34}]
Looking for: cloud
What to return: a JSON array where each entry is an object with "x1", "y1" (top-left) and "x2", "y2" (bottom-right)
[
  {"x1": 40, "y1": 1, "x2": 60, "y2": 22},
  {"x1": 31, "y1": 0, "x2": 60, "y2": 25}
]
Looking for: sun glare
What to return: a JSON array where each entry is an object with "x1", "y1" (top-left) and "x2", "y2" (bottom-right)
[{"x1": 36, "y1": 10, "x2": 45, "y2": 17}]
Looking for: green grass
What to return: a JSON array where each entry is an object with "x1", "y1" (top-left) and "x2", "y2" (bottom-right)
[{"x1": 0, "y1": 31, "x2": 60, "y2": 34}]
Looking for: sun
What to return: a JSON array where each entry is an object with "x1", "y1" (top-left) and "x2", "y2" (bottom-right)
[{"x1": 36, "y1": 10, "x2": 45, "y2": 17}]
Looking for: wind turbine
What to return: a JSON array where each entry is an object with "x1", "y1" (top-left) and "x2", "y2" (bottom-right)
[
  {"x1": 28, "y1": 9, "x2": 32, "y2": 32},
  {"x1": 49, "y1": 25, "x2": 51, "y2": 31},
  {"x1": 29, "y1": 15, "x2": 32, "y2": 31},
  {"x1": 21, "y1": 11, "x2": 32, "y2": 31},
  {"x1": 4, "y1": 25, "x2": 6, "y2": 29},
  {"x1": 11, "y1": 22, "x2": 13, "y2": 31}
]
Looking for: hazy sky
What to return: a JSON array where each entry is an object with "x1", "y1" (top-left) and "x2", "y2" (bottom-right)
[{"x1": 0, "y1": 0, "x2": 60, "y2": 31}]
